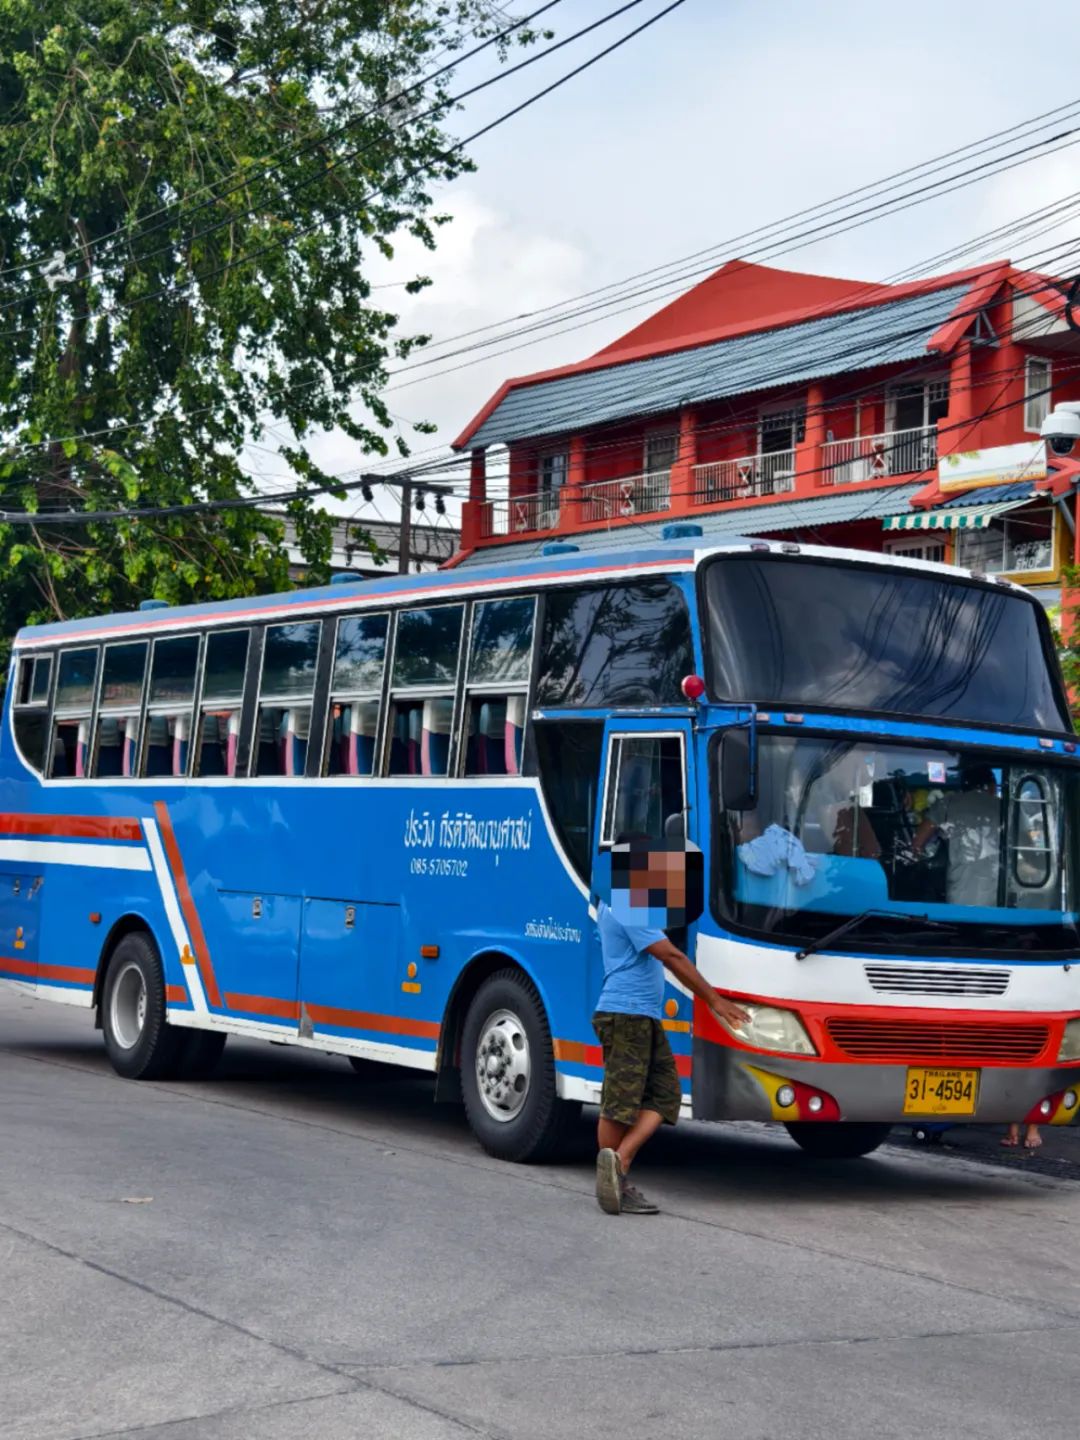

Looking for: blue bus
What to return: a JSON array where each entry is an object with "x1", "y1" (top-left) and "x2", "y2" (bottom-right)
[{"x1": 4, "y1": 533, "x2": 1080, "y2": 1161}]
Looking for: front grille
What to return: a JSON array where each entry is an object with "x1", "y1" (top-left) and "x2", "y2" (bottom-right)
[
  {"x1": 864, "y1": 964, "x2": 1010, "y2": 998},
  {"x1": 825, "y1": 1018, "x2": 1050, "y2": 1063}
]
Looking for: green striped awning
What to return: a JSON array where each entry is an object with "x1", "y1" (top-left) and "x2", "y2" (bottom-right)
[{"x1": 882, "y1": 498, "x2": 1031, "y2": 532}]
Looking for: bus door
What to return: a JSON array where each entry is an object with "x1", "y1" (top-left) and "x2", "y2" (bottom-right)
[{"x1": 591, "y1": 718, "x2": 698, "y2": 1081}]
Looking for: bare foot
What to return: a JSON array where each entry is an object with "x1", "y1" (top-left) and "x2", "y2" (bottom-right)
[
  {"x1": 1023, "y1": 1125, "x2": 1042, "y2": 1150},
  {"x1": 1001, "y1": 1125, "x2": 1021, "y2": 1148}
]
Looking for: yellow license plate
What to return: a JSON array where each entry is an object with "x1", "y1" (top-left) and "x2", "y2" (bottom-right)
[{"x1": 903, "y1": 1067, "x2": 980, "y2": 1116}]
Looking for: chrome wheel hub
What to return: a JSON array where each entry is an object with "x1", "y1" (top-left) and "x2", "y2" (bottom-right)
[
  {"x1": 475, "y1": 1008, "x2": 530, "y2": 1123},
  {"x1": 111, "y1": 960, "x2": 148, "y2": 1050}
]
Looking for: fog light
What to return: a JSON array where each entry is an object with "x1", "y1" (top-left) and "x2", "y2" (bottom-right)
[
  {"x1": 776, "y1": 1084, "x2": 796, "y2": 1108},
  {"x1": 807, "y1": 1095, "x2": 824, "y2": 1113},
  {"x1": 1066, "y1": 1091, "x2": 1078, "y2": 1108},
  {"x1": 1040, "y1": 1099, "x2": 1053, "y2": 1115}
]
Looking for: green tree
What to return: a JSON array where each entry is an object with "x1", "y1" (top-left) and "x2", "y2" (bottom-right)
[{"x1": 0, "y1": 0, "x2": 536, "y2": 648}]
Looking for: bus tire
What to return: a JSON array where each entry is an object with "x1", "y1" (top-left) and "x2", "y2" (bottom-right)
[
  {"x1": 461, "y1": 968, "x2": 579, "y2": 1163},
  {"x1": 101, "y1": 930, "x2": 186, "y2": 1080},
  {"x1": 784, "y1": 1122, "x2": 893, "y2": 1159},
  {"x1": 175, "y1": 1029, "x2": 227, "y2": 1079}
]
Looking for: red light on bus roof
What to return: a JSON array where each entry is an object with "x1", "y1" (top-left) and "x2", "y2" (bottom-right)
[{"x1": 681, "y1": 674, "x2": 706, "y2": 702}]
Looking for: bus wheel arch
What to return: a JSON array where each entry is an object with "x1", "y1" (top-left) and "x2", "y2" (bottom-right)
[
  {"x1": 93, "y1": 913, "x2": 164, "y2": 1022},
  {"x1": 445, "y1": 953, "x2": 580, "y2": 1163}
]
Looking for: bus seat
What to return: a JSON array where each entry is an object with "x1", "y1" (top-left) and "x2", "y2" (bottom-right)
[
  {"x1": 504, "y1": 695, "x2": 526, "y2": 776},
  {"x1": 421, "y1": 698, "x2": 453, "y2": 776},
  {"x1": 347, "y1": 700, "x2": 379, "y2": 776},
  {"x1": 283, "y1": 706, "x2": 310, "y2": 777},
  {"x1": 97, "y1": 717, "x2": 122, "y2": 777},
  {"x1": 406, "y1": 705, "x2": 423, "y2": 775},
  {"x1": 388, "y1": 708, "x2": 409, "y2": 774},
  {"x1": 75, "y1": 718, "x2": 90, "y2": 778},
  {"x1": 200, "y1": 713, "x2": 225, "y2": 776},
  {"x1": 172, "y1": 713, "x2": 190, "y2": 777},
  {"x1": 123, "y1": 715, "x2": 139, "y2": 778},
  {"x1": 146, "y1": 715, "x2": 172, "y2": 777},
  {"x1": 226, "y1": 709, "x2": 240, "y2": 777},
  {"x1": 477, "y1": 699, "x2": 507, "y2": 775}
]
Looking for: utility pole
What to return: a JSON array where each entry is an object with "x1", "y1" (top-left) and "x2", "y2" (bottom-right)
[{"x1": 398, "y1": 475, "x2": 412, "y2": 575}]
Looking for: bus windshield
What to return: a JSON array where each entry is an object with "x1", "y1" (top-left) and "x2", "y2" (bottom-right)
[
  {"x1": 715, "y1": 735, "x2": 1080, "y2": 954},
  {"x1": 703, "y1": 554, "x2": 1070, "y2": 732}
]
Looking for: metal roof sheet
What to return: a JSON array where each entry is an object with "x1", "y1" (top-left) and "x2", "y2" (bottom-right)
[
  {"x1": 458, "y1": 484, "x2": 925, "y2": 566},
  {"x1": 467, "y1": 284, "x2": 970, "y2": 449},
  {"x1": 931, "y1": 481, "x2": 1037, "y2": 507}
]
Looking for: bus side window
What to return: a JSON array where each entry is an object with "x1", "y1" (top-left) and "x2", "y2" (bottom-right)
[
  {"x1": 385, "y1": 605, "x2": 463, "y2": 778},
  {"x1": 145, "y1": 634, "x2": 200, "y2": 777},
  {"x1": 12, "y1": 652, "x2": 53, "y2": 774},
  {"x1": 195, "y1": 628, "x2": 250, "y2": 777},
  {"x1": 49, "y1": 647, "x2": 99, "y2": 779},
  {"x1": 326, "y1": 613, "x2": 388, "y2": 776},
  {"x1": 601, "y1": 734, "x2": 686, "y2": 847},
  {"x1": 254, "y1": 620, "x2": 321, "y2": 777},
  {"x1": 92, "y1": 641, "x2": 148, "y2": 778},
  {"x1": 532, "y1": 719, "x2": 605, "y2": 883},
  {"x1": 463, "y1": 597, "x2": 534, "y2": 778}
]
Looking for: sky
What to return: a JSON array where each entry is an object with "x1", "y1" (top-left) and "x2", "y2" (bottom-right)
[{"x1": 260, "y1": 0, "x2": 1080, "y2": 534}]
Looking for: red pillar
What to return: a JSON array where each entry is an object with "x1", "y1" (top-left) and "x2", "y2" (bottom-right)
[
  {"x1": 668, "y1": 407, "x2": 698, "y2": 515},
  {"x1": 796, "y1": 383, "x2": 826, "y2": 492},
  {"x1": 460, "y1": 447, "x2": 486, "y2": 550},
  {"x1": 560, "y1": 435, "x2": 587, "y2": 533}
]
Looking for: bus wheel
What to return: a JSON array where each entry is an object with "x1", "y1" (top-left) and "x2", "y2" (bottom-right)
[
  {"x1": 784, "y1": 1122, "x2": 893, "y2": 1159},
  {"x1": 101, "y1": 931, "x2": 186, "y2": 1080},
  {"x1": 461, "y1": 968, "x2": 578, "y2": 1163}
]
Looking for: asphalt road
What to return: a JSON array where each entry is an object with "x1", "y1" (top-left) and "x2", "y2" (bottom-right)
[{"x1": 3, "y1": 989, "x2": 1080, "y2": 1440}]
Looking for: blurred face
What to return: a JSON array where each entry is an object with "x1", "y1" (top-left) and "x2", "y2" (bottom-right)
[{"x1": 605, "y1": 840, "x2": 704, "y2": 929}]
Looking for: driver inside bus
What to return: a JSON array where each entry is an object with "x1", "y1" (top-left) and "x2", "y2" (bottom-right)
[{"x1": 912, "y1": 763, "x2": 1001, "y2": 907}]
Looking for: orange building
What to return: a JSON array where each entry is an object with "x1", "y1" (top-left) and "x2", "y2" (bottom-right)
[{"x1": 452, "y1": 258, "x2": 1080, "y2": 610}]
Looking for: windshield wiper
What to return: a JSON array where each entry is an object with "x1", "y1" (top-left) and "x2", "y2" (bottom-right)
[{"x1": 795, "y1": 909, "x2": 957, "y2": 961}]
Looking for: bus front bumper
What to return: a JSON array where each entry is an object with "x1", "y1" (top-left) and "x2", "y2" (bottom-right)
[{"x1": 691, "y1": 1040, "x2": 1080, "y2": 1126}]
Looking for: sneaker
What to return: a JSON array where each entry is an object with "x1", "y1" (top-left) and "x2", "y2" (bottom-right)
[
  {"x1": 620, "y1": 1180, "x2": 659, "y2": 1215},
  {"x1": 595, "y1": 1148, "x2": 622, "y2": 1214}
]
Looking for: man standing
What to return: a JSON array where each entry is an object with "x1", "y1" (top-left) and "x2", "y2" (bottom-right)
[{"x1": 593, "y1": 841, "x2": 749, "y2": 1216}]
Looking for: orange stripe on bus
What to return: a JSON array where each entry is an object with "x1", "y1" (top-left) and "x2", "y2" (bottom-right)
[
  {"x1": 306, "y1": 1001, "x2": 440, "y2": 1042},
  {"x1": 0, "y1": 955, "x2": 95, "y2": 985},
  {"x1": 153, "y1": 802, "x2": 223, "y2": 1009},
  {"x1": 225, "y1": 992, "x2": 301, "y2": 1020},
  {"x1": 0, "y1": 813, "x2": 142, "y2": 842},
  {"x1": 165, "y1": 984, "x2": 188, "y2": 1004},
  {"x1": 554, "y1": 1038, "x2": 693, "y2": 1080}
]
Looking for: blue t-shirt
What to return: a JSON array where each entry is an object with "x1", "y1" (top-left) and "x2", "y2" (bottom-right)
[{"x1": 594, "y1": 901, "x2": 667, "y2": 1020}]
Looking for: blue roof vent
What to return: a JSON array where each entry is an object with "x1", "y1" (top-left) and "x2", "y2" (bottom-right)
[
  {"x1": 329, "y1": 570, "x2": 364, "y2": 586},
  {"x1": 139, "y1": 598, "x2": 169, "y2": 611},
  {"x1": 542, "y1": 542, "x2": 580, "y2": 556},
  {"x1": 661, "y1": 522, "x2": 703, "y2": 541}
]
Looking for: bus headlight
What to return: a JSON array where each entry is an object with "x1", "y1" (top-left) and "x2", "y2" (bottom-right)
[
  {"x1": 722, "y1": 1003, "x2": 816, "y2": 1056},
  {"x1": 1057, "y1": 1018, "x2": 1080, "y2": 1062}
]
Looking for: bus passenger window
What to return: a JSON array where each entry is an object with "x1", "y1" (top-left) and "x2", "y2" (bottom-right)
[
  {"x1": 386, "y1": 606, "x2": 463, "y2": 777},
  {"x1": 255, "y1": 620, "x2": 321, "y2": 777},
  {"x1": 48, "y1": 647, "x2": 99, "y2": 778},
  {"x1": 145, "y1": 634, "x2": 200, "y2": 777},
  {"x1": 92, "y1": 641, "x2": 148, "y2": 777},
  {"x1": 12, "y1": 652, "x2": 52, "y2": 774},
  {"x1": 463, "y1": 597, "x2": 534, "y2": 778},
  {"x1": 195, "y1": 628, "x2": 250, "y2": 777},
  {"x1": 326, "y1": 613, "x2": 388, "y2": 776}
]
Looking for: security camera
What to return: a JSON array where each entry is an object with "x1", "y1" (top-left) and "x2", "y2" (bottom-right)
[{"x1": 1041, "y1": 403, "x2": 1080, "y2": 456}]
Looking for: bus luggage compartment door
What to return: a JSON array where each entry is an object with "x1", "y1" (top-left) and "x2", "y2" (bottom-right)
[
  {"x1": 298, "y1": 898, "x2": 402, "y2": 1046},
  {"x1": 0, "y1": 872, "x2": 42, "y2": 992}
]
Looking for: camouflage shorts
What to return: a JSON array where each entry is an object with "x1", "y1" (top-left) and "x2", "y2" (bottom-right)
[{"x1": 592, "y1": 1012, "x2": 682, "y2": 1127}]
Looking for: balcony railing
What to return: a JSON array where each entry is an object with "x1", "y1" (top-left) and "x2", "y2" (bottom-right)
[
  {"x1": 692, "y1": 449, "x2": 797, "y2": 506},
  {"x1": 821, "y1": 426, "x2": 937, "y2": 486},
  {"x1": 480, "y1": 490, "x2": 560, "y2": 538},
  {"x1": 582, "y1": 469, "x2": 671, "y2": 524}
]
